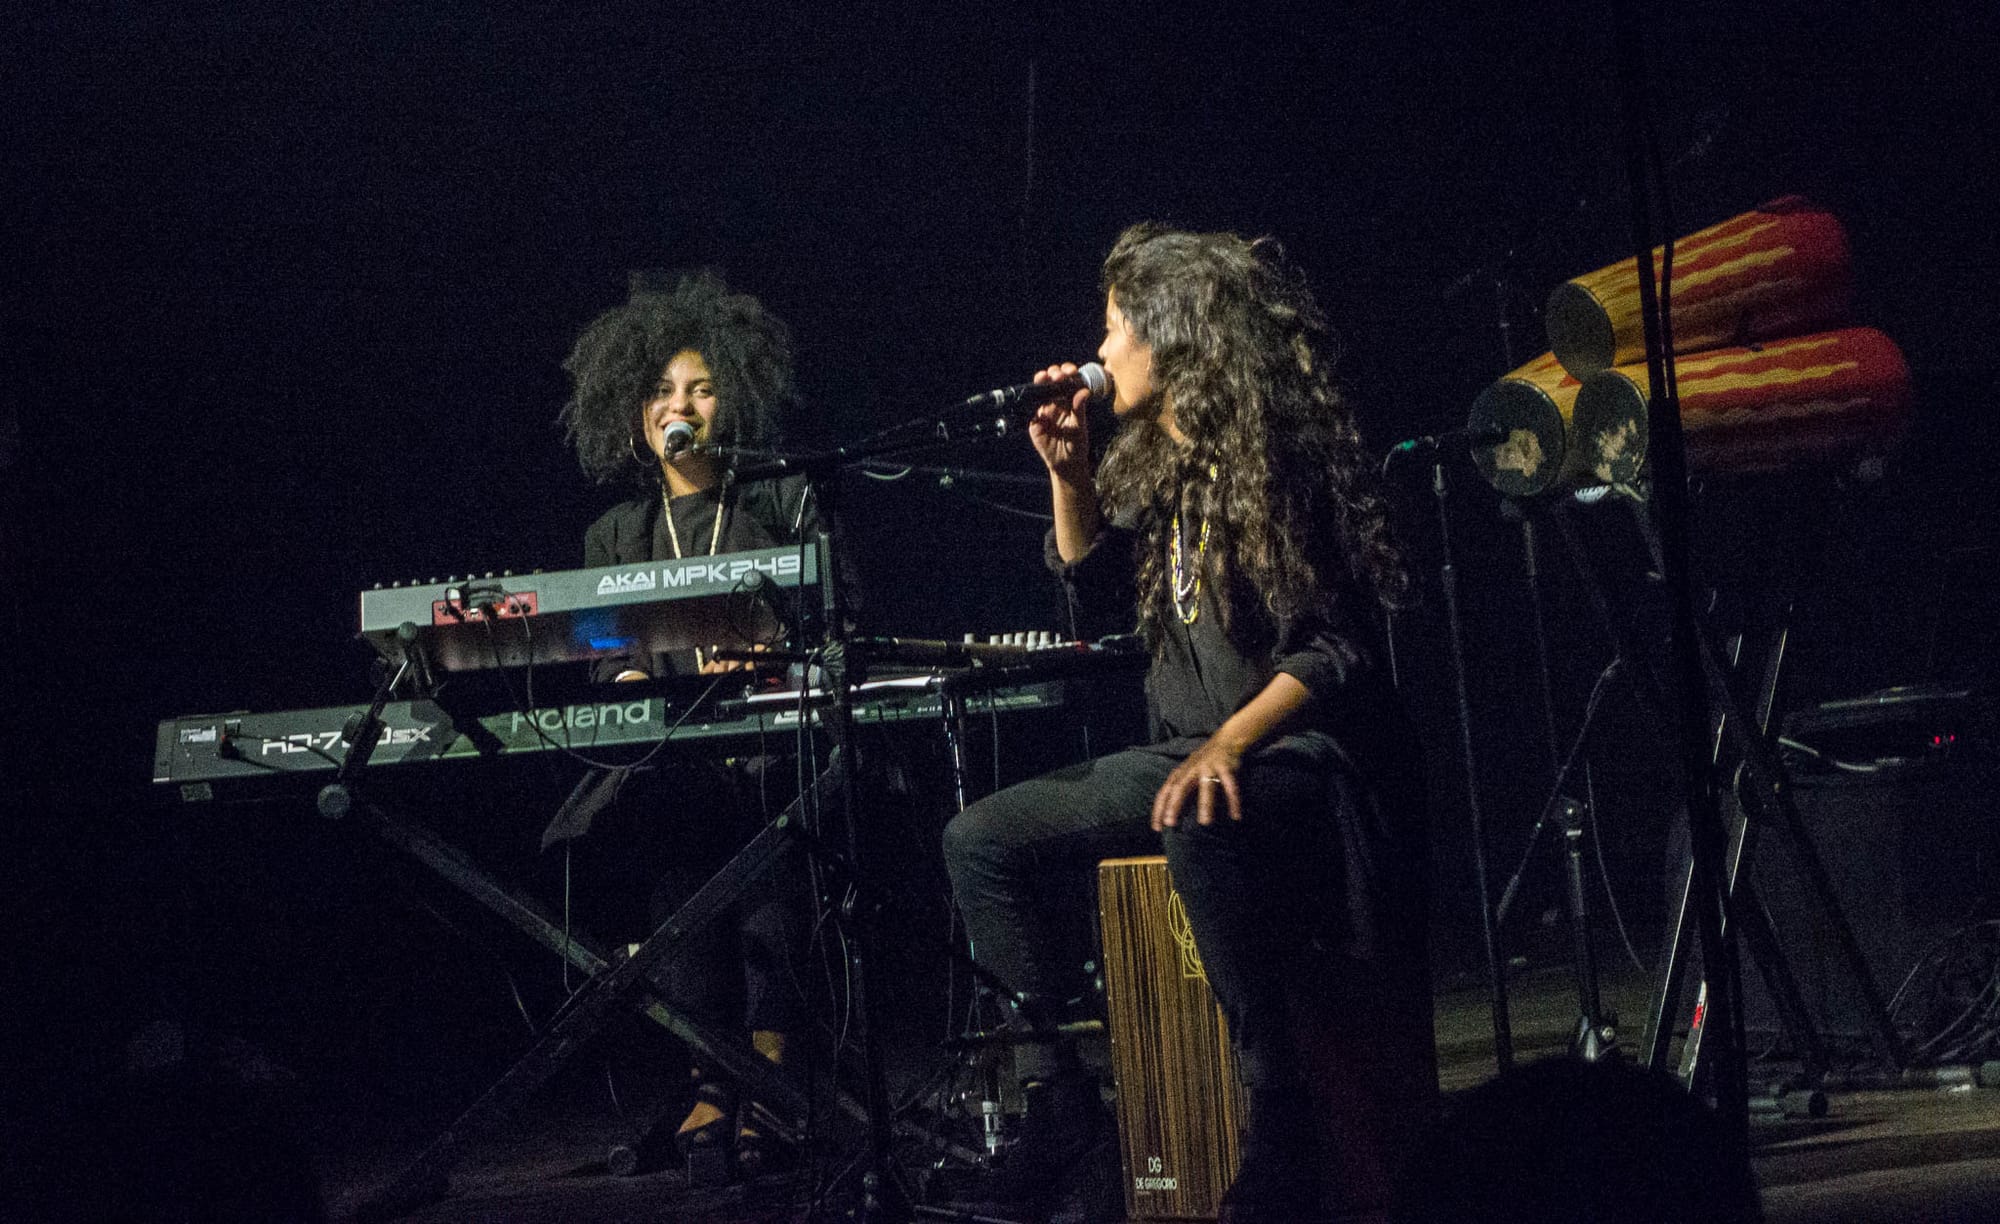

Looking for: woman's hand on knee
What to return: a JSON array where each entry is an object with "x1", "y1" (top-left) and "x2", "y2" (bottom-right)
[{"x1": 1152, "y1": 741, "x2": 1244, "y2": 830}]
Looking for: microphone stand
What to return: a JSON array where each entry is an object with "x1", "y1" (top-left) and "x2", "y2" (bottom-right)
[
  {"x1": 1438, "y1": 452, "x2": 1515, "y2": 1072},
  {"x1": 1387, "y1": 438, "x2": 1513, "y2": 1072},
  {"x1": 1487, "y1": 235, "x2": 1619, "y2": 1061},
  {"x1": 1607, "y1": 0, "x2": 1748, "y2": 1144},
  {"x1": 815, "y1": 467, "x2": 907, "y2": 1221},
  {"x1": 705, "y1": 406, "x2": 1047, "y2": 1223}
]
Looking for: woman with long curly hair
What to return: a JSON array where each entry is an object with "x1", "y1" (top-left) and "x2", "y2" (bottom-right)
[
  {"x1": 942, "y1": 224, "x2": 1436, "y2": 1223},
  {"x1": 556, "y1": 270, "x2": 820, "y2": 1183}
]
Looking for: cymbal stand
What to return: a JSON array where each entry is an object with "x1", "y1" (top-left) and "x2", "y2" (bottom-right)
[
  {"x1": 719, "y1": 405, "x2": 1151, "y2": 1218},
  {"x1": 703, "y1": 652, "x2": 1090, "y2": 1217},
  {"x1": 928, "y1": 657, "x2": 1144, "y2": 1172},
  {"x1": 813, "y1": 481, "x2": 910, "y2": 1221},
  {"x1": 931, "y1": 679, "x2": 1010, "y2": 1165}
]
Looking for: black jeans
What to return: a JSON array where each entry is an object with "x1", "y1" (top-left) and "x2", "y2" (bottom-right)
[
  {"x1": 941, "y1": 745, "x2": 1344, "y2": 1090},
  {"x1": 578, "y1": 757, "x2": 811, "y2": 1035}
]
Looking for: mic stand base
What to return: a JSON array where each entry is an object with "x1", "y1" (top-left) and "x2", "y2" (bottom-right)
[{"x1": 1491, "y1": 658, "x2": 1625, "y2": 1067}]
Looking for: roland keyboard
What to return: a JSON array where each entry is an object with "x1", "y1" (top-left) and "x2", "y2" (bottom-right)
[
  {"x1": 153, "y1": 676, "x2": 1065, "y2": 803},
  {"x1": 359, "y1": 544, "x2": 818, "y2": 674}
]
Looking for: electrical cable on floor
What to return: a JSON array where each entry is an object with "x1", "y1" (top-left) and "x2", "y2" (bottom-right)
[{"x1": 1583, "y1": 759, "x2": 1649, "y2": 973}]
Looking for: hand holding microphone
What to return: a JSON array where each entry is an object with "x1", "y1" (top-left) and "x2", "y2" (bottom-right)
[
  {"x1": 1018, "y1": 362, "x2": 1106, "y2": 482},
  {"x1": 960, "y1": 361, "x2": 1111, "y2": 413}
]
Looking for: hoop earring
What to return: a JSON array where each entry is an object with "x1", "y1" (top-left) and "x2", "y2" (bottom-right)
[{"x1": 629, "y1": 431, "x2": 655, "y2": 469}]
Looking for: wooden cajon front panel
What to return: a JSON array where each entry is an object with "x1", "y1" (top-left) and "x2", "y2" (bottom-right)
[{"x1": 1097, "y1": 855, "x2": 1247, "y2": 1222}]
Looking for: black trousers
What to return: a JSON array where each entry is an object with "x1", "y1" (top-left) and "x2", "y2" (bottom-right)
[
  {"x1": 941, "y1": 745, "x2": 1346, "y2": 1090},
  {"x1": 577, "y1": 757, "x2": 811, "y2": 1037}
]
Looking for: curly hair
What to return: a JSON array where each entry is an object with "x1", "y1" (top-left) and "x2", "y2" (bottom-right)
[
  {"x1": 1094, "y1": 223, "x2": 1409, "y2": 651},
  {"x1": 560, "y1": 270, "x2": 797, "y2": 486}
]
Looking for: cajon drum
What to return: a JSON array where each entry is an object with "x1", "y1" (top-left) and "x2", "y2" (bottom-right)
[{"x1": 1097, "y1": 855, "x2": 1246, "y2": 1222}]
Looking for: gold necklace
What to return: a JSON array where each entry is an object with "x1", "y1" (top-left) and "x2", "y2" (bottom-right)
[
  {"x1": 1169, "y1": 511, "x2": 1208, "y2": 624},
  {"x1": 663, "y1": 485, "x2": 727, "y2": 667},
  {"x1": 1169, "y1": 468, "x2": 1216, "y2": 625}
]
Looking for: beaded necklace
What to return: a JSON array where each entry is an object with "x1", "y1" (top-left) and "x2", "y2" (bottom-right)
[
  {"x1": 663, "y1": 484, "x2": 727, "y2": 667},
  {"x1": 1169, "y1": 511, "x2": 1209, "y2": 624},
  {"x1": 1169, "y1": 465, "x2": 1219, "y2": 625}
]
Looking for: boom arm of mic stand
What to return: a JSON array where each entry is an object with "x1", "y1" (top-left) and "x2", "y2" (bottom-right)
[{"x1": 705, "y1": 410, "x2": 1036, "y2": 488}]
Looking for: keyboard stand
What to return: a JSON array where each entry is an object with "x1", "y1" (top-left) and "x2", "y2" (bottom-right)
[{"x1": 338, "y1": 754, "x2": 977, "y2": 1221}]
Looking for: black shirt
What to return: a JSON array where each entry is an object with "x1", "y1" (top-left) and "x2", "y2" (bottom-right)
[{"x1": 1048, "y1": 520, "x2": 1385, "y2": 762}]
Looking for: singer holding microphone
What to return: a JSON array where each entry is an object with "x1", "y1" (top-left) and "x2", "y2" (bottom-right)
[
  {"x1": 941, "y1": 224, "x2": 1437, "y2": 1223},
  {"x1": 553, "y1": 269, "x2": 825, "y2": 1183}
]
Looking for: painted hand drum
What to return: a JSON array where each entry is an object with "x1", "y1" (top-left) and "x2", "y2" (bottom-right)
[
  {"x1": 1574, "y1": 326, "x2": 1912, "y2": 480},
  {"x1": 1465, "y1": 350, "x2": 1625, "y2": 498},
  {"x1": 1545, "y1": 196, "x2": 1853, "y2": 379}
]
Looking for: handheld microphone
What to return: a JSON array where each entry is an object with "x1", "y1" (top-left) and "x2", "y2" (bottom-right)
[
  {"x1": 661, "y1": 418, "x2": 697, "y2": 458},
  {"x1": 961, "y1": 362, "x2": 1112, "y2": 412}
]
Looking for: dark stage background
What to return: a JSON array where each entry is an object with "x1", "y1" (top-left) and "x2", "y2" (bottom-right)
[{"x1": 6, "y1": 0, "x2": 1998, "y2": 1209}]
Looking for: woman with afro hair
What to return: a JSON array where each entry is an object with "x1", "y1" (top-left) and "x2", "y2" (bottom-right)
[
  {"x1": 564, "y1": 269, "x2": 818, "y2": 678},
  {"x1": 557, "y1": 270, "x2": 823, "y2": 1182}
]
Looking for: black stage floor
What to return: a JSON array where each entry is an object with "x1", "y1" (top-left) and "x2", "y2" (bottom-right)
[{"x1": 250, "y1": 965, "x2": 2000, "y2": 1223}]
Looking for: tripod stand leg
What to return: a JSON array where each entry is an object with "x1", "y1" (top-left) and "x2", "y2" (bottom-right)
[
  {"x1": 1644, "y1": 631, "x2": 1767, "y2": 1074},
  {"x1": 1696, "y1": 636, "x2": 1908, "y2": 1071},
  {"x1": 1561, "y1": 807, "x2": 1616, "y2": 1059},
  {"x1": 1733, "y1": 880, "x2": 1832, "y2": 1080}
]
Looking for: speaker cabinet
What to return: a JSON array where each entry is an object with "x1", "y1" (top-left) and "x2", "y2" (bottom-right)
[
  {"x1": 1740, "y1": 757, "x2": 1998, "y2": 1041},
  {"x1": 1097, "y1": 855, "x2": 1245, "y2": 1222}
]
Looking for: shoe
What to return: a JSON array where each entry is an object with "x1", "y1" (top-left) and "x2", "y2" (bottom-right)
[
  {"x1": 733, "y1": 1099, "x2": 799, "y2": 1181},
  {"x1": 676, "y1": 1081, "x2": 737, "y2": 1187},
  {"x1": 1218, "y1": 1083, "x2": 1332, "y2": 1223},
  {"x1": 946, "y1": 1075, "x2": 1113, "y2": 1222},
  {"x1": 1218, "y1": 1145, "x2": 1328, "y2": 1223}
]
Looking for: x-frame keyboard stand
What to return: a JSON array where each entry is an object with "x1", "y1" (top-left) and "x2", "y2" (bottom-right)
[{"x1": 336, "y1": 754, "x2": 976, "y2": 1221}]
